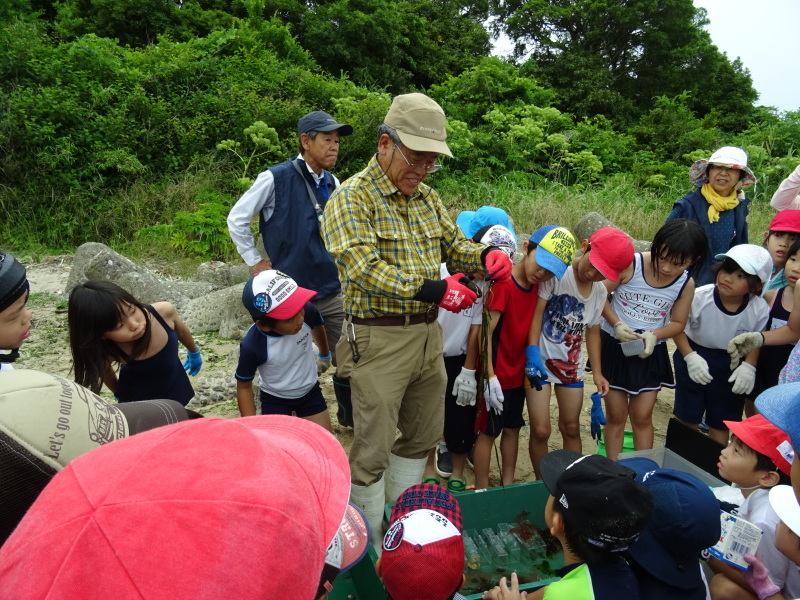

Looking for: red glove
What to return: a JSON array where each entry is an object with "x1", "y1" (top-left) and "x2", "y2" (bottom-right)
[
  {"x1": 439, "y1": 273, "x2": 478, "y2": 312},
  {"x1": 484, "y1": 249, "x2": 512, "y2": 281}
]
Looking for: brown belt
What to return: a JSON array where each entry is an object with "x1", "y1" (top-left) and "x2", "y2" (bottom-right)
[{"x1": 349, "y1": 308, "x2": 438, "y2": 327}]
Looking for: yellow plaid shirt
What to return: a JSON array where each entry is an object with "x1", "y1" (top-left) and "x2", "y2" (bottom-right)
[{"x1": 322, "y1": 155, "x2": 486, "y2": 318}]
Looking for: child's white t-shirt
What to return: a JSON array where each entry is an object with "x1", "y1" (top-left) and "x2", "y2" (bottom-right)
[
  {"x1": 684, "y1": 284, "x2": 769, "y2": 349},
  {"x1": 438, "y1": 264, "x2": 485, "y2": 358},
  {"x1": 537, "y1": 267, "x2": 606, "y2": 384},
  {"x1": 736, "y1": 488, "x2": 792, "y2": 592}
]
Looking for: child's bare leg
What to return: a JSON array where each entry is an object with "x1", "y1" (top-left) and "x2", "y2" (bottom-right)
[
  {"x1": 304, "y1": 409, "x2": 333, "y2": 432},
  {"x1": 709, "y1": 573, "x2": 758, "y2": 600},
  {"x1": 499, "y1": 427, "x2": 520, "y2": 486},
  {"x1": 451, "y1": 452, "x2": 467, "y2": 481},
  {"x1": 555, "y1": 386, "x2": 583, "y2": 454},
  {"x1": 628, "y1": 390, "x2": 657, "y2": 451},
  {"x1": 709, "y1": 427, "x2": 730, "y2": 446},
  {"x1": 603, "y1": 388, "x2": 629, "y2": 460},
  {"x1": 473, "y1": 432, "x2": 495, "y2": 489},
  {"x1": 526, "y1": 384, "x2": 552, "y2": 479},
  {"x1": 422, "y1": 448, "x2": 438, "y2": 481}
]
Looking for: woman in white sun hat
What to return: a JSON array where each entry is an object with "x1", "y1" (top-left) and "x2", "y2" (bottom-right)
[{"x1": 666, "y1": 146, "x2": 757, "y2": 287}]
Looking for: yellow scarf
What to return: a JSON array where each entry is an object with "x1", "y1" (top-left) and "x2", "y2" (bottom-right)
[{"x1": 702, "y1": 183, "x2": 738, "y2": 223}]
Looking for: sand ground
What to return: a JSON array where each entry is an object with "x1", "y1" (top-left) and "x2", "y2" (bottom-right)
[{"x1": 18, "y1": 255, "x2": 677, "y2": 487}]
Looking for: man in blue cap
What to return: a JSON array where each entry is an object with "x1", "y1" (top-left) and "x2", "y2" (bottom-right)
[{"x1": 228, "y1": 111, "x2": 354, "y2": 426}]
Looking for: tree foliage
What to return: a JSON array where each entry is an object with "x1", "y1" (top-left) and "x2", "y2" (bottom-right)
[{"x1": 492, "y1": 0, "x2": 758, "y2": 129}]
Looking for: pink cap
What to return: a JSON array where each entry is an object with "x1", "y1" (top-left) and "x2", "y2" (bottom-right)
[
  {"x1": 381, "y1": 484, "x2": 464, "y2": 600},
  {"x1": 769, "y1": 210, "x2": 800, "y2": 234},
  {"x1": 242, "y1": 270, "x2": 317, "y2": 320},
  {"x1": 0, "y1": 416, "x2": 351, "y2": 599},
  {"x1": 588, "y1": 227, "x2": 635, "y2": 281},
  {"x1": 724, "y1": 415, "x2": 795, "y2": 476}
]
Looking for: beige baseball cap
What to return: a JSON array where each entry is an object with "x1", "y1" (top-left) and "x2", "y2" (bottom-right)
[{"x1": 384, "y1": 93, "x2": 452, "y2": 157}]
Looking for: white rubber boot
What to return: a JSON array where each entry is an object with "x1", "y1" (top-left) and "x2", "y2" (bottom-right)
[
  {"x1": 384, "y1": 453, "x2": 427, "y2": 504},
  {"x1": 349, "y1": 479, "x2": 386, "y2": 555}
]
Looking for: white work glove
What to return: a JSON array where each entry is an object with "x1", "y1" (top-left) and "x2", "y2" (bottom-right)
[
  {"x1": 729, "y1": 362, "x2": 757, "y2": 395},
  {"x1": 484, "y1": 375, "x2": 504, "y2": 415},
  {"x1": 685, "y1": 352, "x2": 713, "y2": 385},
  {"x1": 638, "y1": 331, "x2": 657, "y2": 358},
  {"x1": 727, "y1": 332, "x2": 764, "y2": 369},
  {"x1": 613, "y1": 321, "x2": 640, "y2": 342},
  {"x1": 315, "y1": 351, "x2": 332, "y2": 376},
  {"x1": 452, "y1": 367, "x2": 477, "y2": 406}
]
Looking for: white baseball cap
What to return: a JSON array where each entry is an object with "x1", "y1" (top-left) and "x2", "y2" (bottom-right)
[{"x1": 714, "y1": 244, "x2": 773, "y2": 283}]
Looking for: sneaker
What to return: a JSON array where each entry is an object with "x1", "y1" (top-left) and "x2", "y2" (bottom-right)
[{"x1": 435, "y1": 446, "x2": 453, "y2": 478}]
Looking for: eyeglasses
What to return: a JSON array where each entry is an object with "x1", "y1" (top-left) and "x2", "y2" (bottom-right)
[{"x1": 393, "y1": 144, "x2": 442, "y2": 174}]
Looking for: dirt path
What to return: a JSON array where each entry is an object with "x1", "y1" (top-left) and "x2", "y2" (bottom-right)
[{"x1": 18, "y1": 255, "x2": 676, "y2": 487}]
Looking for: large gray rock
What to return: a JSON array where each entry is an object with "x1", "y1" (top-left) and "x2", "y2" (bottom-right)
[
  {"x1": 573, "y1": 212, "x2": 650, "y2": 252},
  {"x1": 66, "y1": 243, "x2": 217, "y2": 306},
  {"x1": 180, "y1": 283, "x2": 253, "y2": 339}
]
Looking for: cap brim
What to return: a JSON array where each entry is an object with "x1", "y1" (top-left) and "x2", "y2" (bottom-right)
[
  {"x1": 535, "y1": 248, "x2": 569, "y2": 280},
  {"x1": 769, "y1": 486, "x2": 800, "y2": 536},
  {"x1": 315, "y1": 123, "x2": 353, "y2": 135},
  {"x1": 755, "y1": 383, "x2": 800, "y2": 448},
  {"x1": 627, "y1": 524, "x2": 706, "y2": 590},
  {"x1": 539, "y1": 449, "x2": 583, "y2": 495},
  {"x1": 267, "y1": 286, "x2": 317, "y2": 320},
  {"x1": 395, "y1": 130, "x2": 453, "y2": 158},
  {"x1": 456, "y1": 211, "x2": 476, "y2": 238},
  {"x1": 588, "y1": 254, "x2": 620, "y2": 282}
]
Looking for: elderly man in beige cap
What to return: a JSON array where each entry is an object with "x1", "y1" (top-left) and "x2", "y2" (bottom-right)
[{"x1": 322, "y1": 93, "x2": 513, "y2": 549}]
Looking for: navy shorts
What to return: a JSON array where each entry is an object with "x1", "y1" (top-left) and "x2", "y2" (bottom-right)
[
  {"x1": 673, "y1": 345, "x2": 746, "y2": 431},
  {"x1": 260, "y1": 382, "x2": 327, "y2": 418},
  {"x1": 485, "y1": 386, "x2": 525, "y2": 437}
]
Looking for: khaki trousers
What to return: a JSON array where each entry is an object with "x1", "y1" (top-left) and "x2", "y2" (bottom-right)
[{"x1": 337, "y1": 318, "x2": 446, "y2": 486}]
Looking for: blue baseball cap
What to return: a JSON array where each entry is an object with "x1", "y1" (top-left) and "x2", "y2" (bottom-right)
[
  {"x1": 755, "y1": 382, "x2": 800, "y2": 450},
  {"x1": 456, "y1": 206, "x2": 513, "y2": 239},
  {"x1": 529, "y1": 226, "x2": 576, "y2": 280},
  {"x1": 618, "y1": 458, "x2": 721, "y2": 590}
]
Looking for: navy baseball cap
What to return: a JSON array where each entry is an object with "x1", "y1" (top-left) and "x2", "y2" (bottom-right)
[
  {"x1": 297, "y1": 111, "x2": 353, "y2": 136},
  {"x1": 619, "y1": 458, "x2": 721, "y2": 590}
]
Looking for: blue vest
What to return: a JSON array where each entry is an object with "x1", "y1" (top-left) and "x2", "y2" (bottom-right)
[{"x1": 260, "y1": 158, "x2": 341, "y2": 299}]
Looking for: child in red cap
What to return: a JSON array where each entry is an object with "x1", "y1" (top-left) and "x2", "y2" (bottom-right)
[
  {"x1": 237, "y1": 270, "x2": 332, "y2": 431},
  {"x1": 710, "y1": 414, "x2": 795, "y2": 599},
  {"x1": 526, "y1": 227, "x2": 634, "y2": 477},
  {"x1": 378, "y1": 483, "x2": 467, "y2": 600}
]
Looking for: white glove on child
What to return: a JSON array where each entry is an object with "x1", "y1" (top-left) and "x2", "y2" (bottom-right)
[
  {"x1": 638, "y1": 331, "x2": 657, "y2": 358},
  {"x1": 452, "y1": 367, "x2": 477, "y2": 406},
  {"x1": 613, "y1": 321, "x2": 640, "y2": 342},
  {"x1": 727, "y1": 332, "x2": 764, "y2": 369},
  {"x1": 484, "y1": 376, "x2": 504, "y2": 415},
  {"x1": 729, "y1": 362, "x2": 757, "y2": 395},
  {"x1": 685, "y1": 352, "x2": 713, "y2": 385}
]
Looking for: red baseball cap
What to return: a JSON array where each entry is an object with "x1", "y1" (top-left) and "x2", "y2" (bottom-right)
[
  {"x1": 725, "y1": 414, "x2": 795, "y2": 476},
  {"x1": 242, "y1": 269, "x2": 317, "y2": 320},
  {"x1": 769, "y1": 210, "x2": 800, "y2": 234},
  {"x1": 588, "y1": 227, "x2": 635, "y2": 282},
  {"x1": 381, "y1": 483, "x2": 465, "y2": 600},
  {"x1": 0, "y1": 416, "x2": 351, "y2": 600}
]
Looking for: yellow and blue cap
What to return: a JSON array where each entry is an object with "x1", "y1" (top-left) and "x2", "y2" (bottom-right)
[{"x1": 529, "y1": 226, "x2": 576, "y2": 280}]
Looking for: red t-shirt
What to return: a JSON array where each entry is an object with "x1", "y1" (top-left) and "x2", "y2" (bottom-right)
[{"x1": 485, "y1": 276, "x2": 539, "y2": 389}]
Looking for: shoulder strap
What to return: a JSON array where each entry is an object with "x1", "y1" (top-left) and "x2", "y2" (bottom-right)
[{"x1": 291, "y1": 159, "x2": 324, "y2": 222}]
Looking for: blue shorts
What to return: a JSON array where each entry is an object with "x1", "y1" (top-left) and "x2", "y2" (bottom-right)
[
  {"x1": 484, "y1": 386, "x2": 525, "y2": 437},
  {"x1": 259, "y1": 382, "x2": 327, "y2": 418},
  {"x1": 672, "y1": 346, "x2": 745, "y2": 431}
]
